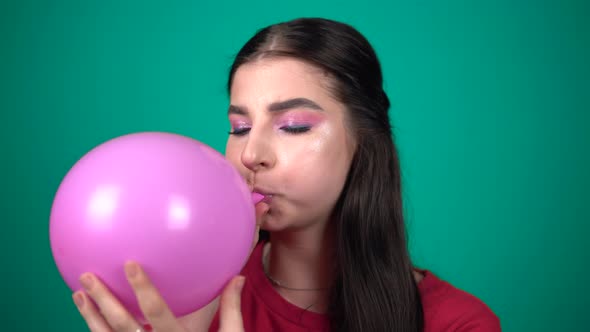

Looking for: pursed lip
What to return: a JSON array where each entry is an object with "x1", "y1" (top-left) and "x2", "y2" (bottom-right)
[{"x1": 252, "y1": 187, "x2": 275, "y2": 196}]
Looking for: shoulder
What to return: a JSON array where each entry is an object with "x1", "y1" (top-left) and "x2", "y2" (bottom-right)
[{"x1": 417, "y1": 270, "x2": 501, "y2": 332}]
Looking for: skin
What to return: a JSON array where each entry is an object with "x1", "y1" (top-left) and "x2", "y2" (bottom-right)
[
  {"x1": 225, "y1": 57, "x2": 357, "y2": 312},
  {"x1": 73, "y1": 200, "x2": 269, "y2": 332},
  {"x1": 72, "y1": 57, "x2": 370, "y2": 328}
]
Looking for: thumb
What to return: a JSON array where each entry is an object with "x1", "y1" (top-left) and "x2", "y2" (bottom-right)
[
  {"x1": 255, "y1": 201, "x2": 270, "y2": 227},
  {"x1": 251, "y1": 203, "x2": 270, "y2": 253},
  {"x1": 218, "y1": 276, "x2": 246, "y2": 332}
]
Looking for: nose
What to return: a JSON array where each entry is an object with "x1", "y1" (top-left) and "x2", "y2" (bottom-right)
[{"x1": 240, "y1": 130, "x2": 276, "y2": 172}]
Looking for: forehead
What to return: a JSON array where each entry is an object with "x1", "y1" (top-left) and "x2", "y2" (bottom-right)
[{"x1": 230, "y1": 57, "x2": 334, "y2": 104}]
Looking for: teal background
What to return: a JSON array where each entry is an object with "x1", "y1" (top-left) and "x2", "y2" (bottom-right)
[{"x1": 1, "y1": 0, "x2": 588, "y2": 330}]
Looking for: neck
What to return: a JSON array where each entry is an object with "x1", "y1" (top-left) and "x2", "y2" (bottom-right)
[{"x1": 265, "y1": 222, "x2": 335, "y2": 313}]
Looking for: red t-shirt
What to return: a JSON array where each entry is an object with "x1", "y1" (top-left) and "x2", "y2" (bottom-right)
[{"x1": 209, "y1": 242, "x2": 501, "y2": 331}]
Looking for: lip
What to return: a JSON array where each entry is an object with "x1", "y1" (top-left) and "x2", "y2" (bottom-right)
[{"x1": 252, "y1": 187, "x2": 274, "y2": 196}]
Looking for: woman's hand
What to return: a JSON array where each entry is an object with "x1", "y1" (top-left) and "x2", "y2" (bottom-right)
[
  {"x1": 73, "y1": 202, "x2": 269, "y2": 332},
  {"x1": 251, "y1": 201, "x2": 270, "y2": 252},
  {"x1": 73, "y1": 261, "x2": 246, "y2": 332}
]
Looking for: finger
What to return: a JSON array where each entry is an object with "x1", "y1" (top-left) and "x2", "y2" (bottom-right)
[
  {"x1": 72, "y1": 290, "x2": 113, "y2": 332},
  {"x1": 251, "y1": 203, "x2": 270, "y2": 252},
  {"x1": 251, "y1": 229, "x2": 259, "y2": 255},
  {"x1": 79, "y1": 273, "x2": 143, "y2": 332},
  {"x1": 124, "y1": 261, "x2": 184, "y2": 332},
  {"x1": 255, "y1": 201, "x2": 270, "y2": 227},
  {"x1": 218, "y1": 276, "x2": 246, "y2": 332}
]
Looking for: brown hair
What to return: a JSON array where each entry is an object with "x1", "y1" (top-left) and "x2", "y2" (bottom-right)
[{"x1": 228, "y1": 17, "x2": 424, "y2": 332}]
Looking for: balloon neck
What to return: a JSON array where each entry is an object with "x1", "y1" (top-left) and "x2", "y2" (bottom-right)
[{"x1": 252, "y1": 192, "x2": 265, "y2": 205}]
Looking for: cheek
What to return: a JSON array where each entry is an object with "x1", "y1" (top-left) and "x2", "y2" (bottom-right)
[{"x1": 280, "y1": 131, "x2": 352, "y2": 201}]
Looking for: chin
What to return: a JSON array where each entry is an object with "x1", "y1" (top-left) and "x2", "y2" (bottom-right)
[{"x1": 260, "y1": 217, "x2": 289, "y2": 233}]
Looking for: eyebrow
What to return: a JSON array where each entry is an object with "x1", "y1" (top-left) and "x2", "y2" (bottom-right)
[{"x1": 228, "y1": 98, "x2": 324, "y2": 115}]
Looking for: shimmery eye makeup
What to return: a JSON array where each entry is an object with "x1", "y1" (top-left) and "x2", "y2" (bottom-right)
[
  {"x1": 228, "y1": 117, "x2": 251, "y2": 136},
  {"x1": 274, "y1": 112, "x2": 324, "y2": 134},
  {"x1": 227, "y1": 110, "x2": 325, "y2": 136}
]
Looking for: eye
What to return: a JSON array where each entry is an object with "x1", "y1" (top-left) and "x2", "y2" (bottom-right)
[
  {"x1": 281, "y1": 126, "x2": 311, "y2": 134},
  {"x1": 228, "y1": 127, "x2": 251, "y2": 136}
]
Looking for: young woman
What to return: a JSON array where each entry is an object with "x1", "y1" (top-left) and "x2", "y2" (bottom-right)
[{"x1": 72, "y1": 18, "x2": 501, "y2": 332}]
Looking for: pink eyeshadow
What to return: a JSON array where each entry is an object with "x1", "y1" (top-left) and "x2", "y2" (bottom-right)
[
  {"x1": 229, "y1": 115, "x2": 250, "y2": 129},
  {"x1": 274, "y1": 112, "x2": 325, "y2": 128}
]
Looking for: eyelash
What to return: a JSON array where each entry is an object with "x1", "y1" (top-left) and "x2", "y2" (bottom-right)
[
  {"x1": 228, "y1": 126, "x2": 311, "y2": 136},
  {"x1": 228, "y1": 128, "x2": 250, "y2": 136},
  {"x1": 282, "y1": 126, "x2": 311, "y2": 134}
]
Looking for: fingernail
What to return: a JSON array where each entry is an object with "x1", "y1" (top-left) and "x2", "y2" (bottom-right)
[
  {"x1": 125, "y1": 262, "x2": 139, "y2": 279},
  {"x1": 79, "y1": 274, "x2": 94, "y2": 290},
  {"x1": 73, "y1": 292, "x2": 84, "y2": 308}
]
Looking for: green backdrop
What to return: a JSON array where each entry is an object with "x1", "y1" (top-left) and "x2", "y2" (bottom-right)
[{"x1": 1, "y1": 0, "x2": 588, "y2": 331}]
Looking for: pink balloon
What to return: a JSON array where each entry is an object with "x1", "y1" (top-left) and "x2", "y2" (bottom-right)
[{"x1": 49, "y1": 132, "x2": 256, "y2": 321}]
